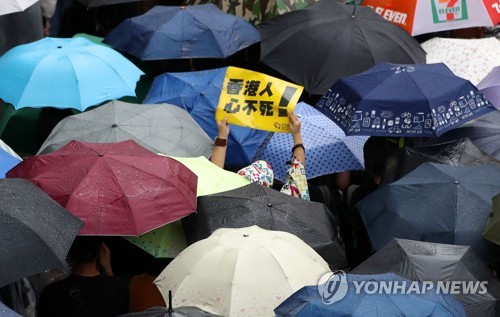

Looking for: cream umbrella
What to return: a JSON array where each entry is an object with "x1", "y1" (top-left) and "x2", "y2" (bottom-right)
[
  {"x1": 0, "y1": 0, "x2": 38, "y2": 16},
  {"x1": 154, "y1": 226, "x2": 331, "y2": 317}
]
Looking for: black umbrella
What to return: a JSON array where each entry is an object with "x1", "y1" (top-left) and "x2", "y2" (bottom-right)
[
  {"x1": 259, "y1": 1, "x2": 425, "y2": 95},
  {"x1": 182, "y1": 182, "x2": 347, "y2": 269},
  {"x1": 77, "y1": 0, "x2": 146, "y2": 7},
  {"x1": 383, "y1": 138, "x2": 500, "y2": 184},
  {"x1": 0, "y1": 178, "x2": 83, "y2": 287},
  {"x1": 352, "y1": 238, "x2": 500, "y2": 317},
  {"x1": 358, "y1": 162, "x2": 500, "y2": 264}
]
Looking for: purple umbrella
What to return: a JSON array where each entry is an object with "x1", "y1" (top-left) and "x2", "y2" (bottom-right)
[{"x1": 477, "y1": 66, "x2": 499, "y2": 110}]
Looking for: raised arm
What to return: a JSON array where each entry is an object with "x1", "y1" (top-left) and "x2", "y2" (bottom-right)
[
  {"x1": 209, "y1": 116, "x2": 230, "y2": 169},
  {"x1": 288, "y1": 110, "x2": 305, "y2": 165}
]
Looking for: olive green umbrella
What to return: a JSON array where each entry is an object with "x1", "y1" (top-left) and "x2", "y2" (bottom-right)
[{"x1": 483, "y1": 193, "x2": 500, "y2": 245}]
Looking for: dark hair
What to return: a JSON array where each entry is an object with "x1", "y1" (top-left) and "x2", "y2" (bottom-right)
[{"x1": 68, "y1": 236, "x2": 102, "y2": 264}]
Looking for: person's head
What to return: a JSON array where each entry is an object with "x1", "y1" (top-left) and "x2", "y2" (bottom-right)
[{"x1": 68, "y1": 236, "x2": 102, "y2": 265}]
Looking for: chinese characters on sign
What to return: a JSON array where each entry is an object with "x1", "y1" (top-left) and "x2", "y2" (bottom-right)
[{"x1": 216, "y1": 67, "x2": 304, "y2": 133}]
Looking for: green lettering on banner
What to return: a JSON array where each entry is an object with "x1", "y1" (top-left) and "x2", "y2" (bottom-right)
[{"x1": 431, "y1": 0, "x2": 469, "y2": 24}]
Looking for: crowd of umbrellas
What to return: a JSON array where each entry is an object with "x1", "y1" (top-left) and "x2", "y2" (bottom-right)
[{"x1": 0, "y1": 0, "x2": 499, "y2": 316}]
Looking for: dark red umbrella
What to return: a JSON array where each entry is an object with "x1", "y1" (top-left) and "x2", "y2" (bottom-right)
[{"x1": 7, "y1": 140, "x2": 197, "y2": 236}]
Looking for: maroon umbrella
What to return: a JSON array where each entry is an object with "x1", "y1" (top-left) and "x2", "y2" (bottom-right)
[{"x1": 7, "y1": 140, "x2": 197, "y2": 236}]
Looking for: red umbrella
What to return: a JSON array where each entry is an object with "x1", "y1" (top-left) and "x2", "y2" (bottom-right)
[{"x1": 7, "y1": 140, "x2": 197, "y2": 236}]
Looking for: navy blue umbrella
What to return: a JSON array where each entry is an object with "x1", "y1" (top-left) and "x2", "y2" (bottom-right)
[
  {"x1": 144, "y1": 67, "x2": 270, "y2": 167},
  {"x1": 357, "y1": 162, "x2": 500, "y2": 264},
  {"x1": 274, "y1": 272, "x2": 466, "y2": 317},
  {"x1": 315, "y1": 63, "x2": 495, "y2": 137},
  {"x1": 0, "y1": 148, "x2": 20, "y2": 178},
  {"x1": 256, "y1": 102, "x2": 367, "y2": 182},
  {"x1": 103, "y1": 4, "x2": 260, "y2": 60}
]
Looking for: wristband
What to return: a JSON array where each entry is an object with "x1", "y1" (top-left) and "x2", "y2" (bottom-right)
[
  {"x1": 291, "y1": 143, "x2": 305, "y2": 153},
  {"x1": 214, "y1": 137, "x2": 228, "y2": 147}
]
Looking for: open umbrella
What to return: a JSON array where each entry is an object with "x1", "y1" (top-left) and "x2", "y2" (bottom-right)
[
  {"x1": 0, "y1": 148, "x2": 20, "y2": 178},
  {"x1": 103, "y1": 4, "x2": 260, "y2": 60},
  {"x1": 259, "y1": 1, "x2": 426, "y2": 95},
  {"x1": 77, "y1": 0, "x2": 146, "y2": 7},
  {"x1": 483, "y1": 193, "x2": 500, "y2": 246},
  {"x1": 154, "y1": 226, "x2": 332, "y2": 317},
  {"x1": 315, "y1": 63, "x2": 495, "y2": 137},
  {"x1": 7, "y1": 140, "x2": 198, "y2": 236},
  {"x1": 0, "y1": 301, "x2": 22, "y2": 317},
  {"x1": 357, "y1": 162, "x2": 500, "y2": 263},
  {"x1": 0, "y1": 178, "x2": 83, "y2": 287},
  {"x1": 144, "y1": 67, "x2": 270, "y2": 167},
  {"x1": 352, "y1": 238, "x2": 500, "y2": 317},
  {"x1": 0, "y1": 0, "x2": 38, "y2": 16},
  {"x1": 477, "y1": 66, "x2": 499, "y2": 109},
  {"x1": 275, "y1": 272, "x2": 466, "y2": 317},
  {"x1": 361, "y1": 0, "x2": 499, "y2": 36},
  {"x1": 0, "y1": 37, "x2": 144, "y2": 111},
  {"x1": 257, "y1": 102, "x2": 367, "y2": 182},
  {"x1": 0, "y1": 139, "x2": 21, "y2": 160},
  {"x1": 182, "y1": 182, "x2": 347, "y2": 269},
  {"x1": 422, "y1": 37, "x2": 500, "y2": 86},
  {"x1": 37, "y1": 101, "x2": 214, "y2": 158}
]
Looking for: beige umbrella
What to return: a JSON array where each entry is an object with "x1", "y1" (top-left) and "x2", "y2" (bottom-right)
[
  {"x1": 0, "y1": 0, "x2": 38, "y2": 16},
  {"x1": 154, "y1": 226, "x2": 331, "y2": 317}
]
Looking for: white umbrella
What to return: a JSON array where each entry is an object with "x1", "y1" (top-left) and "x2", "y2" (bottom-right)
[
  {"x1": 154, "y1": 226, "x2": 331, "y2": 317},
  {"x1": 0, "y1": 139, "x2": 21, "y2": 160},
  {"x1": 422, "y1": 37, "x2": 500, "y2": 85},
  {"x1": 0, "y1": 0, "x2": 38, "y2": 16}
]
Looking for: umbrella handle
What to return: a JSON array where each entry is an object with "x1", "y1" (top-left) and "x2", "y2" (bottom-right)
[{"x1": 167, "y1": 290, "x2": 173, "y2": 313}]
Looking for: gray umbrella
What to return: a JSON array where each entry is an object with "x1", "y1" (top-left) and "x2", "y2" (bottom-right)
[
  {"x1": 182, "y1": 182, "x2": 347, "y2": 269},
  {"x1": 0, "y1": 178, "x2": 83, "y2": 287},
  {"x1": 37, "y1": 100, "x2": 213, "y2": 157},
  {"x1": 352, "y1": 238, "x2": 500, "y2": 317}
]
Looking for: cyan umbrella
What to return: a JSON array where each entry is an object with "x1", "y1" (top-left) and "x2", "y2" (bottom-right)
[
  {"x1": 0, "y1": 37, "x2": 144, "y2": 111},
  {"x1": 315, "y1": 63, "x2": 495, "y2": 137},
  {"x1": 103, "y1": 4, "x2": 260, "y2": 60},
  {"x1": 477, "y1": 66, "x2": 500, "y2": 110},
  {"x1": 0, "y1": 148, "x2": 20, "y2": 178},
  {"x1": 275, "y1": 272, "x2": 466, "y2": 317},
  {"x1": 358, "y1": 162, "x2": 500, "y2": 264},
  {"x1": 257, "y1": 102, "x2": 367, "y2": 182},
  {"x1": 144, "y1": 67, "x2": 270, "y2": 167}
]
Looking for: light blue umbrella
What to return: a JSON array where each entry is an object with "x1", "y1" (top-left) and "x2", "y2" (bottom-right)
[
  {"x1": 257, "y1": 102, "x2": 367, "y2": 182},
  {"x1": 0, "y1": 148, "x2": 20, "y2": 178},
  {"x1": 144, "y1": 67, "x2": 270, "y2": 167},
  {"x1": 0, "y1": 301, "x2": 21, "y2": 317},
  {"x1": 0, "y1": 37, "x2": 144, "y2": 111},
  {"x1": 103, "y1": 4, "x2": 260, "y2": 60}
]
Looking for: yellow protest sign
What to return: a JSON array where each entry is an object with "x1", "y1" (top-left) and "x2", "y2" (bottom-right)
[{"x1": 216, "y1": 66, "x2": 303, "y2": 133}]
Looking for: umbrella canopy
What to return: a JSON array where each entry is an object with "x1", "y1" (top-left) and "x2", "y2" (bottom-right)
[
  {"x1": 0, "y1": 37, "x2": 144, "y2": 111},
  {"x1": 77, "y1": 0, "x2": 147, "y2": 7},
  {"x1": 352, "y1": 238, "x2": 500, "y2": 317},
  {"x1": 361, "y1": 0, "x2": 499, "y2": 36},
  {"x1": 483, "y1": 193, "x2": 500, "y2": 246},
  {"x1": 477, "y1": 66, "x2": 500, "y2": 110},
  {"x1": 0, "y1": 139, "x2": 21, "y2": 160},
  {"x1": 257, "y1": 102, "x2": 367, "y2": 182},
  {"x1": 275, "y1": 272, "x2": 466, "y2": 317},
  {"x1": 0, "y1": 178, "x2": 83, "y2": 287},
  {"x1": 315, "y1": 63, "x2": 495, "y2": 137},
  {"x1": 182, "y1": 182, "x2": 347, "y2": 269},
  {"x1": 422, "y1": 37, "x2": 500, "y2": 86},
  {"x1": 154, "y1": 226, "x2": 332, "y2": 317},
  {"x1": 118, "y1": 306, "x2": 222, "y2": 316},
  {"x1": 436, "y1": 109, "x2": 500, "y2": 160},
  {"x1": 144, "y1": 67, "x2": 270, "y2": 167},
  {"x1": 7, "y1": 140, "x2": 198, "y2": 236},
  {"x1": 357, "y1": 162, "x2": 500, "y2": 263},
  {"x1": 0, "y1": 0, "x2": 38, "y2": 16},
  {"x1": 383, "y1": 138, "x2": 500, "y2": 184},
  {"x1": 36, "y1": 101, "x2": 214, "y2": 158},
  {"x1": 0, "y1": 148, "x2": 20, "y2": 178},
  {"x1": 0, "y1": 301, "x2": 22, "y2": 317},
  {"x1": 103, "y1": 4, "x2": 260, "y2": 60},
  {"x1": 259, "y1": 1, "x2": 426, "y2": 95}
]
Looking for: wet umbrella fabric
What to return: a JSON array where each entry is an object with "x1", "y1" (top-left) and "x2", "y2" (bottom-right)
[
  {"x1": 483, "y1": 193, "x2": 500, "y2": 246},
  {"x1": 352, "y1": 238, "x2": 500, "y2": 317},
  {"x1": 0, "y1": 301, "x2": 22, "y2": 317},
  {"x1": 274, "y1": 272, "x2": 466, "y2": 317},
  {"x1": 0, "y1": 37, "x2": 144, "y2": 111},
  {"x1": 315, "y1": 63, "x2": 495, "y2": 137},
  {"x1": 0, "y1": 178, "x2": 83, "y2": 287},
  {"x1": 37, "y1": 100, "x2": 214, "y2": 158},
  {"x1": 259, "y1": 1, "x2": 426, "y2": 95},
  {"x1": 7, "y1": 140, "x2": 198, "y2": 236},
  {"x1": 103, "y1": 4, "x2": 260, "y2": 60},
  {"x1": 144, "y1": 67, "x2": 270, "y2": 167},
  {"x1": 257, "y1": 102, "x2": 367, "y2": 182},
  {"x1": 182, "y1": 182, "x2": 347, "y2": 269},
  {"x1": 477, "y1": 66, "x2": 500, "y2": 109},
  {"x1": 357, "y1": 162, "x2": 500, "y2": 263},
  {"x1": 0, "y1": 148, "x2": 20, "y2": 178}
]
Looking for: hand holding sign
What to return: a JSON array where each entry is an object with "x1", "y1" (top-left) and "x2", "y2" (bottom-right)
[{"x1": 216, "y1": 67, "x2": 304, "y2": 133}]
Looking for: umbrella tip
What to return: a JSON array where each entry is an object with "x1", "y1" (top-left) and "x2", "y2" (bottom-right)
[
  {"x1": 57, "y1": 46, "x2": 62, "y2": 49},
  {"x1": 243, "y1": 234, "x2": 249, "y2": 237},
  {"x1": 168, "y1": 290, "x2": 173, "y2": 312},
  {"x1": 98, "y1": 153, "x2": 104, "y2": 157},
  {"x1": 454, "y1": 180, "x2": 460, "y2": 184},
  {"x1": 179, "y1": 6, "x2": 185, "y2": 9},
  {"x1": 111, "y1": 123, "x2": 118, "y2": 128},
  {"x1": 200, "y1": 92, "x2": 205, "y2": 96}
]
